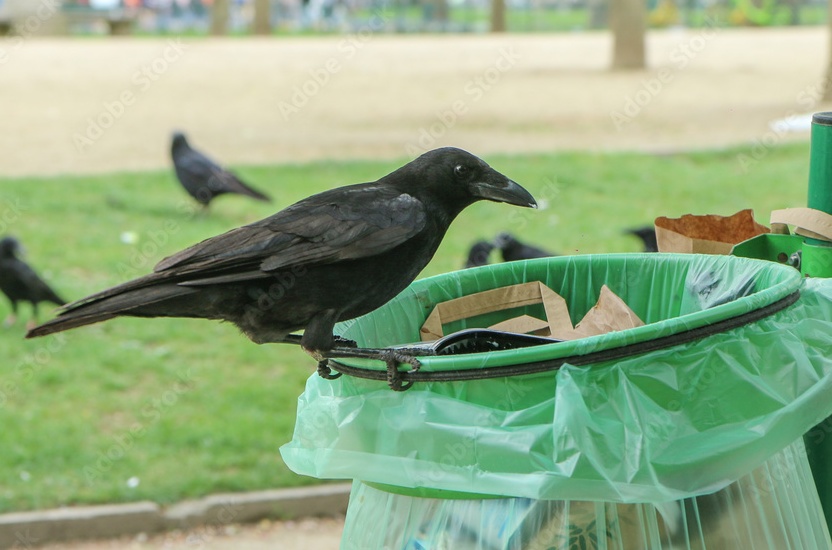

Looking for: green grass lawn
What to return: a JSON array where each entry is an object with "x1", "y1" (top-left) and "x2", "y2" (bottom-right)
[{"x1": 0, "y1": 142, "x2": 812, "y2": 513}]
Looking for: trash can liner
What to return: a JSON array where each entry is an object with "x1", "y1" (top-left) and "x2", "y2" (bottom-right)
[
  {"x1": 340, "y1": 438, "x2": 831, "y2": 550},
  {"x1": 280, "y1": 254, "x2": 832, "y2": 503}
]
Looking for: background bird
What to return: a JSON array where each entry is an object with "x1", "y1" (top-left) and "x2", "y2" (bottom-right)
[
  {"x1": 171, "y1": 131, "x2": 271, "y2": 207},
  {"x1": 28, "y1": 148, "x2": 537, "y2": 389},
  {"x1": 494, "y1": 231, "x2": 556, "y2": 262},
  {"x1": 0, "y1": 236, "x2": 67, "y2": 329},
  {"x1": 624, "y1": 225, "x2": 659, "y2": 252},
  {"x1": 463, "y1": 240, "x2": 495, "y2": 268}
]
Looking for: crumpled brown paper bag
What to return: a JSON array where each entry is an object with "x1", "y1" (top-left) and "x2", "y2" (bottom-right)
[
  {"x1": 420, "y1": 282, "x2": 643, "y2": 342},
  {"x1": 655, "y1": 209, "x2": 769, "y2": 254}
]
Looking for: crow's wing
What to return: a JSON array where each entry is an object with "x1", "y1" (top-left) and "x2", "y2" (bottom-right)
[
  {"x1": 176, "y1": 149, "x2": 270, "y2": 201},
  {"x1": 13, "y1": 261, "x2": 65, "y2": 305},
  {"x1": 154, "y1": 185, "x2": 426, "y2": 283},
  {"x1": 174, "y1": 149, "x2": 220, "y2": 186}
]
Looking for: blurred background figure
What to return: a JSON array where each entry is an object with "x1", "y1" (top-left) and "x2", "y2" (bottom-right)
[
  {"x1": 0, "y1": 236, "x2": 67, "y2": 330},
  {"x1": 464, "y1": 240, "x2": 495, "y2": 268},
  {"x1": 171, "y1": 131, "x2": 272, "y2": 208},
  {"x1": 624, "y1": 225, "x2": 659, "y2": 252},
  {"x1": 494, "y1": 231, "x2": 557, "y2": 262}
]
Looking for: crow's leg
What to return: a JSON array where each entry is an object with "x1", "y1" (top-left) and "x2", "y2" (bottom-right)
[
  {"x1": 318, "y1": 346, "x2": 435, "y2": 391},
  {"x1": 3, "y1": 302, "x2": 18, "y2": 328},
  {"x1": 26, "y1": 303, "x2": 38, "y2": 332},
  {"x1": 295, "y1": 310, "x2": 436, "y2": 390}
]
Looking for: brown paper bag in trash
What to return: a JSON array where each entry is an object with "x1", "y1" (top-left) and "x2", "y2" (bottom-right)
[
  {"x1": 420, "y1": 282, "x2": 644, "y2": 342},
  {"x1": 571, "y1": 285, "x2": 645, "y2": 339},
  {"x1": 655, "y1": 209, "x2": 769, "y2": 254},
  {"x1": 419, "y1": 281, "x2": 575, "y2": 341}
]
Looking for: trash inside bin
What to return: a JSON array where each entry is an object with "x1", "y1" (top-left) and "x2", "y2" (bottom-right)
[{"x1": 279, "y1": 253, "x2": 832, "y2": 546}]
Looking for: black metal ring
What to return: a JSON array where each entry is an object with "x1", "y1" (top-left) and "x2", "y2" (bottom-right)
[{"x1": 326, "y1": 290, "x2": 800, "y2": 384}]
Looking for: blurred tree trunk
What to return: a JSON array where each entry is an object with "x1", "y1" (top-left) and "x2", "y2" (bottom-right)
[
  {"x1": 435, "y1": 0, "x2": 449, "y2": 26},
  {"x1": 611, "y1": 0, "x2": 647, "y2": 70},
  {"x1": 825, "y1": 0, "x2": 832, "y2": 101},
  {"x1": 211, "y1": 0, "x2": 230, "y2": 36},
  {"x1": 253, "y1": 0, "x2": 272, "y2": 35},
  {"x1": 491, "y1": 0, "x2": 506, "y2": 32}
]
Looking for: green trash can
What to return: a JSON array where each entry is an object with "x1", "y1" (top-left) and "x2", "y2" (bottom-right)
[{"x1": 280, "y1": 253, "x2": 832, "y2": 548}]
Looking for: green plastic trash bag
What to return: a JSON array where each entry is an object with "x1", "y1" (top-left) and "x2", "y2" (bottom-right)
[
  {"x1": 280, "y1": 253, "x2": 832, "y2": 503},
  {"x1": 341, "y1": 438, "x2": 830, "y2": 549}
]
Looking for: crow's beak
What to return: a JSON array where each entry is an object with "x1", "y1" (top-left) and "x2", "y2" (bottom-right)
[{"x1": 472, "y1": 176, "x2": 537, "y2": 209}]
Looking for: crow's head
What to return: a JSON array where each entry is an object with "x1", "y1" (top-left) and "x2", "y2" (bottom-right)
[
  {"x1": 399, "y1": 147, "x2": 537, "y2": 211},
  {"x1": 171, "y1": 131, "x2": 189, "y2": 152},
  {"x1": 464, "y1": 240, "x2": 495, "y2": 268},
  {"x1": 493, "y1": 231, "x2": 518, "y2": 251},
  {"x1": 0, "y1": 236, "x2": 23, "y2": 260}
]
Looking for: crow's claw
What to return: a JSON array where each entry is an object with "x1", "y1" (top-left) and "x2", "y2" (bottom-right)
[
  {"x1": 381, "y1": 349, "x2": 421, "y2": 391},
  {"x1": 317, "y1": 346, "x2": 423, "y2": 390},
  {"x1": 316, "y1": 360, "x2": 342, "y2": 380}
]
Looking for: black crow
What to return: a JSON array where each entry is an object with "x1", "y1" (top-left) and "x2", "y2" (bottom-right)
[
  {"x1": 28, "y1": 148, "x2": 536, "y2": 389},
  {"x1": 494, "y1": 232, "x2": 555, "y2": 262},
  {"x1": 171, "y1": 131, "x2": 271, "y2": 207},
  {"x1": 464, "y1": 240, "x2": 494, "y2": 268},
  {"x1": 0, "y1": 236, "x2": 66, "y2": 329},
  {"x1": 624, "y1": 225, "x2": 658, "y2": 252}
]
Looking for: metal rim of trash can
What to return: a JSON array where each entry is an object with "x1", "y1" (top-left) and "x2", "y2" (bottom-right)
[
  {"x1": 328, "y1": 289, "x2": 799, "y2": 383},
  {"x1": 327, "y1": 254, "x2": 803, "y2": 381}
]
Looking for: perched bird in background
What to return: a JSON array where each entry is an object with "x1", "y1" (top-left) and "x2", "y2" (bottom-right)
[
  {"x1": 624, "y1": 225, "x2": 659, "y2": 252},
  {"x1": 464, "y1": 240, "x2": 495, "y2": 268},
  {"x1": 28, "y1": 148, "x2": 537, "y2": 390},
  {"x1": 170, "y1": 131, "x2": 271, "y2": 207},
  {"x1": 494, "y1": 232, "x2": 556, "y2": 262},
  {"x1": 0, "y1": 236, "x2": 66, "y2": 329}
]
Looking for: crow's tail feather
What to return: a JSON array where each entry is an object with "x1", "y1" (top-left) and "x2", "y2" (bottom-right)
[{"x1": 26, "y1": 276, "x2": 199, "y2": 339}]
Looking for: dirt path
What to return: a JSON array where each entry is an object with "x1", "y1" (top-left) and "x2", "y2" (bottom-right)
[
  {"x1": 1, "y1": 27, "x2": 827, "y2": 178},
  {"x1": 37, "y1": 517, "x2": 344, "y2": 549}
]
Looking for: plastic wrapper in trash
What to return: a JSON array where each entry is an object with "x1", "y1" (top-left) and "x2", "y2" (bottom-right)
[
  {"x1": 341, "y1": 438, "x2": 829, "y2": 549},
  {"x1": 280, "y1": 253, "x2": 832, "y2": 503}
]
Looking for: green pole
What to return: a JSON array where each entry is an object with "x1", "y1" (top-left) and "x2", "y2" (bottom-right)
[
  {"x1": 801, "y1": 113, "x2": 832, "y2": 277},
  {"x1": 804, "y1": 113, "x2": 832, "y2": 533}
]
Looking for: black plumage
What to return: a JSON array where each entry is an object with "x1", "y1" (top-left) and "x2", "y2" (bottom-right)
[
  {"x1": 494, "y1": 232, "x2": 556, "y2": 262},
  {"x1": 28, "y1": 148, "x2": 536, "y2": 388},
  {"x1": 624, "y1": 225, "x2": 658, "y2": 252},
  {"x1": 0, "y1": 236, "x2": 66, "y2": 328},
  {"x1": 464, "y1": 240, "x2": 494, "y2": 268},
  {"x1": 171, "y1": 131, "x2": 271, "y2": 207}
]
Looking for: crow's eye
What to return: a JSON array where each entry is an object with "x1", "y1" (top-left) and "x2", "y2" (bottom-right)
[{"x1": 454, "y1": 165, "x2": 468, "y2": 178}]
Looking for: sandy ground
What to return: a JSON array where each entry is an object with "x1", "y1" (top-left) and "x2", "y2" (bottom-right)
[
  {"x1": 0, "y1": 26, "x2": 828, "y2": 178},
  {"x1": 6, "y1": 25, "x2": 830, "y2": 549}
]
